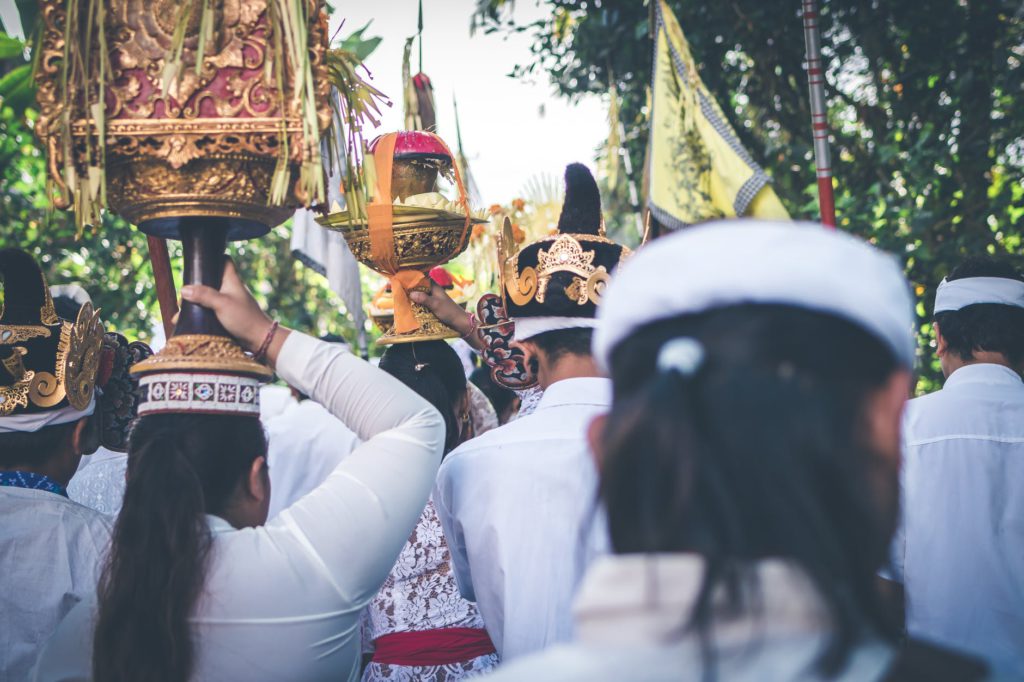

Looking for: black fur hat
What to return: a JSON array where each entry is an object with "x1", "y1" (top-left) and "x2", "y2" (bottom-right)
[{"x1": 501, "y1": 164, "x2": 629, "y2": 332}]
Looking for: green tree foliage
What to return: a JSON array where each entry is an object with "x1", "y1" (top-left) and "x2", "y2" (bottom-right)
[{"x1": 472, "y1": 0, "x2": 1023, "y2": 389}]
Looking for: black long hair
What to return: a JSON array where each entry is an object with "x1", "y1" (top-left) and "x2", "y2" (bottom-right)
[
  {"x1": 379, "y1": 341, "x2": 467, "y2": 454},
  {"x1": 600, "y1": 304, "x2": 903, "y2": 677},
  {"x1": 93, "y1": 414, "x2": 268, "y2": 682}
]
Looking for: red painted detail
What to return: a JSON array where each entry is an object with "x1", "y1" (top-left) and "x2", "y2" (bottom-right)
[{"x1": 817, "y1": 176, "x2": 836, "y2": 228}]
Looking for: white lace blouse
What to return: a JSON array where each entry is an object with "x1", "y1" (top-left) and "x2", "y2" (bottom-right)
[{"x1": 361, "y1": 500, "x2": 498, "y2": 681}]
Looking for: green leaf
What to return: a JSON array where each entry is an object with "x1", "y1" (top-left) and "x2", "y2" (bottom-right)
[
  {"x1": 0, "y1": 34, "x2": 26, "y2": 60},
  {"x1": 0, "y1": 62, "x2": 32, "y2": 101},
  {"x1": 338, "y1": 22, "x2": 383, "y2": 61}
]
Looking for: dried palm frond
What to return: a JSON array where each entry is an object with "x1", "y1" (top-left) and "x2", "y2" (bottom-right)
[{"x1": 325, "y1": 31, "x2": 391, "y2": 226}]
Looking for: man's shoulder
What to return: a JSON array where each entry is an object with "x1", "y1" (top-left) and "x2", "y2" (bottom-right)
[
  {"x1": 442, "y1": 412, "x2": 584, "y2": 469},
  {"x1": 0, "y1": 489, "x2": 112, "y2": 544},
  {"x1": 54, "y1": 494, "x2": 114, "y2": 536},
  {"x1": 907, "y1": 380, "x2": 1024, "y2": 427}
]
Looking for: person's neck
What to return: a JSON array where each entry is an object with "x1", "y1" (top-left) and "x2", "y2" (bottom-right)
[
  {"x1": 538, "y1": 354, "x2": 602, "y2": 391},
  {"x1": 944, "y1": 351, "x2": 1017, "y2": 379}
]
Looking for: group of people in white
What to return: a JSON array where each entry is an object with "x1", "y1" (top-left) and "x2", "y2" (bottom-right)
[{"x1": 1, "y1": 164, "x2": 1021, "y2": 681}]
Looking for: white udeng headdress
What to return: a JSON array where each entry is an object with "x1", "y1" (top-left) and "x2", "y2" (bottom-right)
[
  {"x1": 933, "y1": 276, "x2": 1024, "y2": 313},
  {"x1": 593, "y1": 220, "x2": 916, "y2": 370}
]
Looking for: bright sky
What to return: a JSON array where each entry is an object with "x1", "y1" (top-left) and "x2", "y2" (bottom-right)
[{"x1": 327, "y1": 0, "x2": 608, "y2": 205}]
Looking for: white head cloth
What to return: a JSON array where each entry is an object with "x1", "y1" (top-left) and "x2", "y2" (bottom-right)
[
  {"x1": 0, "y1": 395, "x2": 96, "y2": 434},
  {"x1": 513, "y1": 316, "x2": 599, "y2": 342},
  {"x1": 933, "y1": 276, "x2": 1024, "y2": 313},
  {"x1": 48, "y1": 283, "x2": 92, "y2": 307},
  {"x1": 593, "y1": 220, "x2": 915, "y2": 370}
]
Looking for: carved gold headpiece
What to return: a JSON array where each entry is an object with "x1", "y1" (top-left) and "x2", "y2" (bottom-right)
[
  {"x1": 533, "y1": 235, "x2": 609, "y2": 306},
  {"x1": 0, "y1": 249, "x2": 105, "y2": 419},
  {"x1": 501, "y1": 215, "x2": 623, "y2": 310}
]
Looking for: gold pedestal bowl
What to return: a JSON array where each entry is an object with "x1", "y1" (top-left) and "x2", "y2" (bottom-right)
[{"x1": 318, "y1": 213, "x2": 481, "y2": 344}]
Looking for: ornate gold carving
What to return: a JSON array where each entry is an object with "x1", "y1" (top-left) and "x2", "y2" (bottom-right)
[
  {"x1": 505, "y1": 265, "x2": 537, "y2": 307},
  {"x1": 503, "y1": 229, "x2": 628, "y2": 308},
  {"x1": 532, "y1": 235, "x2": 599, "y2": 306},
  {"x1": 2, "y1": 347, "x2": 29, "y2": 381},
  {"x1": 131, "y1": 334, "x2": 273, "y2": 379},
  {"x1": 499, "y1": 216, "x2": 536, "y2": 307},
  {"x1": 536, "y1": 235, "x2": 597, "y2": 280},
  {"x1": 65, "y1": 302, "x2": 105, "y2": 410},
  {"x1": 107, "y1": 156, "x2": 294, "y2": 227},
  {"x1": 0, "y1": 325, "x2": 51, "y2": 344},
  {"x1": 28, "y1": 322, "x2": 72, "y2": 408},
  {"x1": 34, "y1": 0, "x2": 331, "y2": 226},
  {"x1": 40, "y1": 285, "x2": 59, "y2": 325},
  {"x1": 563, "y1": 278, "x2": 585, "y2": 306},
  {"x1": 378, "y1": 302, "x2": 463, "y2": 345},
  {"x1": 317, "y1": 215, "x2": 475, "y2": 345},
  {"x1": 28, "y1": 371, "x2": 65, "y2": 408},
  {"x1": 0, "y1": 380, "x2": 32, "y2": 416},
  {"x1": 321, "y1": 217, "x2": 473, "y2": 271},
  {"x1": 585, "y1": 266, "x2": 612, "y2": 305}
]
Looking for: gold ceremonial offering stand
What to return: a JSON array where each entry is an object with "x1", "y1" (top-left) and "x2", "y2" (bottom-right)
[
  {"x1": 318, "y1": 131, "x2": 486, "y2": 344},
  {"x1": 34, "y1": 0, "x2": 331, "y2": 407}
]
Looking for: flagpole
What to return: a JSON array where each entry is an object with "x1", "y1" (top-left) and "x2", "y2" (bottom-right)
[{"x1": 800, "y1": 0, "x2": 836, "y2": 227}]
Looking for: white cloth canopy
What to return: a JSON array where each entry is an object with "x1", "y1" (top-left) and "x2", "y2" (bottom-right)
[
  {"x1": 290, "y1": 208, "x2": 367, "y2": 336},
  {"x1": 290, "y1": 101, "x2": 367, "y2": 341}
]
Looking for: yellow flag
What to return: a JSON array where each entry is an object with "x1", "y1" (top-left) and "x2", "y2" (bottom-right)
[{"x1": 647, "y1": 0, "x2": 789, "y2": 229}]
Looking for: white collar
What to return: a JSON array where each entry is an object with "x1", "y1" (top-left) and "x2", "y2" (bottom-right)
[
  {"x1": 206, "y1": 514, "x2": 236, "y2": 534},
  {"x1": 573, "y1": 554, "x2": 833, "y2": 648},
  {"x1": 944, "y1": 363, "x2": 1023, "y2": 389},
  {"x1": 535, "y1": 377, "x2": 612, "y2": 411}
]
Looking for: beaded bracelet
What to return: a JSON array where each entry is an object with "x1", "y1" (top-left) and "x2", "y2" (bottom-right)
[
  {"x1": 461, "y1": 312, "x2": 479, "y2": 341},
  {"x1": 253, "y1": 321, "x2": 279, "y2": 361}
]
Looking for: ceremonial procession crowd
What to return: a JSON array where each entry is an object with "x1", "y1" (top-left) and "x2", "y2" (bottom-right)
[{"x1": 1, "y1": 164, "x2": 1022, "y2": 682}]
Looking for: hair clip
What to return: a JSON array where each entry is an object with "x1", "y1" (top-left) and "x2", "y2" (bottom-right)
[
  {"x1": 657, "y1": 337, "x2": 705, "y2": 377},
  {"x1": 414, "y1": 362, "x2": 429, "y2": 372}
]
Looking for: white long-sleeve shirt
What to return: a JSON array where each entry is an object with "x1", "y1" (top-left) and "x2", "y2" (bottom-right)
[
  {"x1": 896, "y1": 363, "x2": 1024, "y2": 675},
  {"x1": 35, "y1": 332, "x2": 445, "y2": 682},
  {"x1": 434, "y1": 377, "x2": 611, "y2": 661}
]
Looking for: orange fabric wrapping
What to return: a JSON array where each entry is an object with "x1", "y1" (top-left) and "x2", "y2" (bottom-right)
[
  {"x1": 368, "y1": 134, "x2": 429, "y2": 333},
  {"x1": 366, "y1": 132, "x2": 474, "y2": 334},
  {"x1": 428, "y1": 136, "x2": 473, "y2": 251}
]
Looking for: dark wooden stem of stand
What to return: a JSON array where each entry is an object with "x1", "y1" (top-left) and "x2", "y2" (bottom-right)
[
  {"x1": 174, "y1": 219, "x2": 229, "y2": 338},
  {"x1": 146, "y1": 236, "x2": 178, "y2": 339}
]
